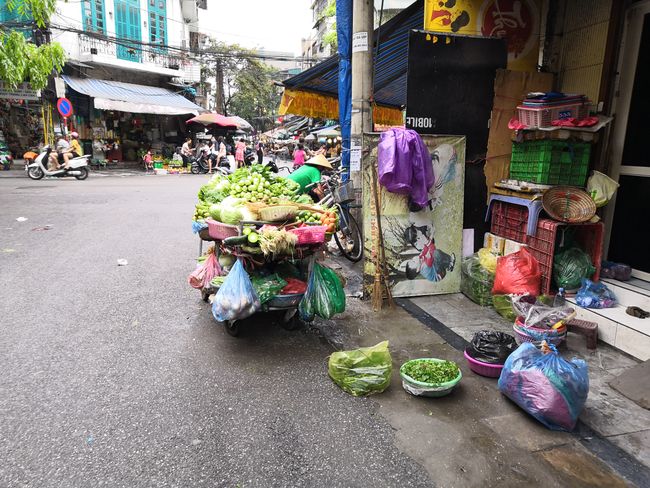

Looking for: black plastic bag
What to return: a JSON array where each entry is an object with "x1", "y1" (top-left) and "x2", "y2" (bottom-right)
[{"x1": 466, "y1": 330, "x2": 517, "y2": 365}]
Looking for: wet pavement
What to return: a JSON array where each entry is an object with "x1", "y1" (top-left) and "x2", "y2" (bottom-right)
[{"x1": 0, "y1": 174, "x2": 647, "y2": 487}]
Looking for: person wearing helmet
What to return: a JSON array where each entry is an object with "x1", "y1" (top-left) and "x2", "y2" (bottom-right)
[{"x1": 63, "y1": 132, "x2": 83, "y2": 169}]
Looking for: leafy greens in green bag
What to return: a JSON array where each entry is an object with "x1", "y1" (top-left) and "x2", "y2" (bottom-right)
[
  {"x1": 299, "y1": 263, "x2": 346, "y2": 321},
  {"x1": 328, "y1": 341, "x2": 392, "y2": 396}
]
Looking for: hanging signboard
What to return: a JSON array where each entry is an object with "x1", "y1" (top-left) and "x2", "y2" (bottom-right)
[
  {"x1": 424, "y1": 0, "x2": 540, "y2": 72},
  {"x1": 0, "y1": 82, "x2": 41, "y2": 101},
  {"x1": 363, "y1": 134, "x2": 466, "y2": 298},
  {"x1": 352, "y1": 31, "x2": 369, "y2": 52}
]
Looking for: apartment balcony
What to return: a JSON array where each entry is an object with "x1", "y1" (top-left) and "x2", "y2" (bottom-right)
[{"x1": 77, "y1": 33, "x2": 200, "y2": 83}]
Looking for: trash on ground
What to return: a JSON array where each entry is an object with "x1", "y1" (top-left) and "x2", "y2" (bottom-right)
[
  {"x1": 15, "y1": 217, "x2": 27, "y2": 222},
  {"x1": 498, "y1": 341, "x2": 589, "y2": 432},
  {"x1": 31, "y1": 225, "x2": 53, "y2": 231},
  {"x1": 117, "y1": 259, "x2": 128, "y2": 266},
  {"x1": 400, "y1": 358, "x2": 462, "y2": 397},
  {"x1": 328, "y1": 341, "x2": 392, "y2": 397}
]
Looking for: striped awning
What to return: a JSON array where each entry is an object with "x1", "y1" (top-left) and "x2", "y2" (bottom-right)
[{"x1": 61, "y1": 75, "x2": 205, "y2": 116}]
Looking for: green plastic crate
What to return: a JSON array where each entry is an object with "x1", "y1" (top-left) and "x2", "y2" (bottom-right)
[
  {"x1": 510, "y1": 140, "x2": 591, "y2": 186},
  {"x1": 153, "y1": 162, "x2": 164, "y2": 169}
]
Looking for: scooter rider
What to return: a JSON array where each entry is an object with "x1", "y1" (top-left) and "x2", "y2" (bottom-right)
[
  {"x1": 63, "y1": 132, "x2": 82, "y2": 169},
  {"x1": 49, "y1": 134, "x2": 69, "y2": 170}
]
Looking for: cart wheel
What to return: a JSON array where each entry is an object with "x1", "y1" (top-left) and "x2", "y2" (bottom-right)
[
  {"x1": 280, "y1": 310, "x2": 303, "y2": 331},
  {"x1": 224, "y1": 320, "x2": 240, "y2": 337}
]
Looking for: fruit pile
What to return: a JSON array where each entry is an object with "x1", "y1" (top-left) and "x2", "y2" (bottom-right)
[
  {"x1": 295, "y1": 210, "x2": 322, "y2": 224},
  {"x1": 295, "y1": 209, "x2": 338, "y2": 234},
  {"x1": 194, "y1": 202, "x2": 211, "y2": 221}
]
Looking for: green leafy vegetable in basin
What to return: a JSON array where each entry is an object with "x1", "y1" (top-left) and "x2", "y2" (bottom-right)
[{"x1": 402, "y1": 359, "x2": 460, "y2": 385}]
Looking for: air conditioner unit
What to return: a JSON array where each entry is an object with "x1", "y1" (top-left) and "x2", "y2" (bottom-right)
[{"x1": 90, "y1": 48, "x2": 98, "y2": 54}]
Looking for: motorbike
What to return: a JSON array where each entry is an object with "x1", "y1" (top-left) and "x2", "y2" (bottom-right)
[
  {"x1": 190, "y1": 147, "x2": 231, "y2": 175},
  {"x1": 27, "y1": 146, "x2": 90, "y2": 180}
]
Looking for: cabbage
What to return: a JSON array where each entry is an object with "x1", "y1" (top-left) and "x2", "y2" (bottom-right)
[
  {"x1": 239, "y1": 206, "x2": 257, "y2": 222},
  {"x1": 220, "y1": 207, "x2": 242, "y2": 225},
  {"x1": 221, "y1": 196, "x2": 245, "y2": 208},
  {"x1": 218, "y1": 254, "x2": 236, "y2": 269},
  {"x1": 209, "y1": 204, "x2": 222, "y2": 221}
]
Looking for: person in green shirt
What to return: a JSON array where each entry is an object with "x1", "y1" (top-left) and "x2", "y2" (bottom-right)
[{"x1": 286, "y1": 154, "x2": 333, "y2": 197}]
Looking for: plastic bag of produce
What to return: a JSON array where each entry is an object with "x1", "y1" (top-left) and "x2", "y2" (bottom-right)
[
  {"x1": 299, "y1": 263, "x2": 346, "y2": 321},
  {"x1": 328, "y1": 341, "x2": 392, "y2": 396},
  {"x1": 576, "y1": 279, "x2": 616, "y2": 309},
  {"x1": 512, "y1": 295, "x2": 574, "y2": 329},
  {"x1": 492, "y1": 248, "x2": 541, "y2": 296},
  {"x1": 478, "y1": 247, "x2": 497, "y2": 274},
  {"x1": 188, "y1": 248, "x2": 223, "y2": 289},
  {"x1": 192, "y1": 220, "x2": 208, "y2": 234},
  {"x1": 587, "y1": 170, "x2": 619, "y2": 207},
  {"x1": 212, "y1": 259, "x2": 261, "y2": 322},
  {"x1": 460, "y1": 254, "x2": 494, "y2": 306},
  {"x1": 466, "y1": 330, "x2": 517, "y2": 364},
  {"x1": 492, "y1": 295, "x2": 518, "y2": 322},
  {"x1": 251, "y1": 274, "x2": 287, "y2": 304},
  {"x1": 553, "y1": 247, "x2": 596, "y2": 290},
  {"x1": 281, "y1": 277, "x2": 307, "y2": 294},
  {"x1": 498, "y1": 342, "x2": 589, "y2": 431}
]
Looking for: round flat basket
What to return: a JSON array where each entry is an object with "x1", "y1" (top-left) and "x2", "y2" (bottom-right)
[{"x1": 542, "y1": 186, "x2": 596, "y2": 223}]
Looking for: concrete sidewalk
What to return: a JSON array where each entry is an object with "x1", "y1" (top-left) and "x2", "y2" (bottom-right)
[{"x1": 318, "y1": 261, "x2": 650, "y2": 487}]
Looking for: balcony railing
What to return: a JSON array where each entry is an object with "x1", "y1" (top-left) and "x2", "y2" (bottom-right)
[{"x1": 78, "y1": 33, "x2": 191, "y2": 74}]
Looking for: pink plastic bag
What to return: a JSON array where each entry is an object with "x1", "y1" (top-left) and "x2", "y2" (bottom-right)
[
  {"x1": 492, "y1": 248, "x2": 541, "y2": 295},
  {"x1": 188, "y1": 251, "x2": 223, "y2": 289}
]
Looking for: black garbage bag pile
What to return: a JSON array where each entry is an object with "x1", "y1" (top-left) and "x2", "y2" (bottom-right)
[{"x1": 465, "y1": 330, "x2": 517, "y2": 365}]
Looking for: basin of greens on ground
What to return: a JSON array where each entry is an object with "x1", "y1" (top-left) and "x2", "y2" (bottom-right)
[{"x1": 400, "y1": 358, "x2": 462, "y2": 398}]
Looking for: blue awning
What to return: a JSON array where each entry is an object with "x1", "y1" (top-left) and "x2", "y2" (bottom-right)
[
  {"x1": 283, "y1": 0, "x2": 422, "y2": 108},
  {"x1": 61, "y1": 75, "x2": 205, "y2": 115}
]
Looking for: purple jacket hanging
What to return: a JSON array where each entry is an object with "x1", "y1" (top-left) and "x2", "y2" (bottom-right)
[{"x1": 377, "y1": 128, "x2": 434, "y2": 208}]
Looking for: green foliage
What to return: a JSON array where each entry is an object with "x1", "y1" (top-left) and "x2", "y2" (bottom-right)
[
  {"x1": 0, "y1": 31, "x2": 66, "y2": 89},
  {"x1": 0, "y1": 0, "x2": 65, "y2": 89},
  {"x1": 7, "y1": 0, "x2": 56, "y2": 28},
  {"x1": 402, "y1": 359, "x2": 460, "y2": 385},
  {"x1": 202, "y1": 40, "x2": 281, "y2": 132},
  {"x1": 323, "y1": 25, "x2": 337, "y2": 51},
  {"x1": 324, "y1": 0, "x2": 336, "y2": 18}
]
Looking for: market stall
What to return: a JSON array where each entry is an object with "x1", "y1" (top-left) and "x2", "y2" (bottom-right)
[{"x1": 189, "y1": 164, "x2": 345, "y2": 336}]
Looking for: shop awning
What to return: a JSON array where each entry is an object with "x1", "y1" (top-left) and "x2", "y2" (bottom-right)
[
  {"x1": 61, "y1": 75, "x2": 205, "y2": 116},
  {"x1": 280, "y1": 0, "x2": 422, "y2": 126}
]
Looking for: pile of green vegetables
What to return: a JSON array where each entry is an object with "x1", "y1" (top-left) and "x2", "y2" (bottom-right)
[{"x1": 402, "y1": 359, "x2": 460, "y2": 385}]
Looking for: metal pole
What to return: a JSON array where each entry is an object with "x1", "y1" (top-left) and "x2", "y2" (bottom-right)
[{"x1": 350, "y1": 0, "x2": 374, "y2": 188}]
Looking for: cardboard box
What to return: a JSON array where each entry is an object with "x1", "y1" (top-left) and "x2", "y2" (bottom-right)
[
  {"x1": 504, "y1": 238, "x2": 527, "y2": 256},
  {"x1": 484, "y1": 232, "x2": 505, "y2": 256}
]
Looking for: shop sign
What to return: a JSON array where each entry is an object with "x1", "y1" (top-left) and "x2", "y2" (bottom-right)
[
  {"x1": 424, "y1": 0, "x2": 540, "y2": 72},
  {"x1": 0, "y1": 82, "x2": 41, "y2": 101},
  {"x1": 352, "y1": 32, "x2": 368, "y2": 53}
]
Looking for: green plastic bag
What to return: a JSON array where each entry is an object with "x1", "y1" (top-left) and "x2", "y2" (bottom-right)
[
  {"x1": 461, "y1": 254, "x2": 495, "y2": 306},
  {"x1": 492, "y1": 295, "x2": 517, "y2": 322},
  {"x1": 553, "y1": 247, "x2": 596, "y2": 290},
  {"x1": 251, "y1": 274, "x2": 287, "y2": 304},
  {"x1": 328, "y1": 341, "x2": 392, "y2": 396},
  {"x1": 299, "y1": 263, "x2": 346, "y2": 321}
]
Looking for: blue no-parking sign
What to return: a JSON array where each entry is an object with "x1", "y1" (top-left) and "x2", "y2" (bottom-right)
[{"x1": 56, "y1": 97, "x2": 73, "y2": 118}]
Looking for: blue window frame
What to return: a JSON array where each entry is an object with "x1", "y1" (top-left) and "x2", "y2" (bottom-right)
[
  {"x1": 147, "y1": 0, "x2": 167, "y2": 53},
  {"x1": 0, "y1": 0, "x2": 31, "y2": 23},
  {"x1": 115, "y1": 0, "x2": 141, "y2": 62},
  {"x1": 81, "y1": 0, "x2": 106, "y2": 34}
]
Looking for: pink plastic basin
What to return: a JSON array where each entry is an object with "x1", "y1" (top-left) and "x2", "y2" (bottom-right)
[{"x1": 463, "y1": 350, "x2": 504, "y2": 378}]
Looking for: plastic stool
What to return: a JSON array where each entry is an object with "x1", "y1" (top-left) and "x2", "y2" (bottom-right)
[
  {"x1": 485, "y1": 195, "x2": 544, "y2": 237},
  {"x1": 567, "y1": 319, "x2": 598, "y2": 350}
]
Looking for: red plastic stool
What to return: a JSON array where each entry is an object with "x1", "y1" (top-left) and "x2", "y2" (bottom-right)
[{"x1": 567, "y1": 319, "x2": 598, "y2": 350}]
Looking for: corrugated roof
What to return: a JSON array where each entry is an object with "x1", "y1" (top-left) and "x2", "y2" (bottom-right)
[
  {"x1": 283, "y1": 0, "x2": 423, "y2": 108},
  {"x1": 61, "y1": 75, "x2": 204, "y2": 113}
]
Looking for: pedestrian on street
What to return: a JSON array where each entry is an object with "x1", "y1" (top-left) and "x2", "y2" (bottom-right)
[
  {"x1": 293, "y1": 143, "x2": 306, "y2": 170},
  {"x1": 180, "y1": 137, "x2": 193, "y2": 168},
  {"x1": 256, "y1": 141, "x2": 264, "y2": 165},
  {"x1": 235, "y1": 138, "x2": 246, "y2": 168}
]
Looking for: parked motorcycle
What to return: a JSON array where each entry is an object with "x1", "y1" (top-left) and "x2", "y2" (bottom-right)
[
  {"x1": 26, "y1": 146, "x2": 90, "y2": 180},
  {"x1": 190, "y1": 147, "x2": 231, "y2": 175}
]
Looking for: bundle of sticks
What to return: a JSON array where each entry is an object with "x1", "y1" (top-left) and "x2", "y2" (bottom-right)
[{"x1": 370, "y1": 162, "x2": 394, "y2": 311}]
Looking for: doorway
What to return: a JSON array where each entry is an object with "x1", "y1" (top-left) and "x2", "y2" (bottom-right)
[{"x1": 606, "y1": 0, "x2": 650, "y2": 280}]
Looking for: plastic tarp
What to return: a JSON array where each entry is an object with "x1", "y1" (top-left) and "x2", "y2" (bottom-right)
[
  {"x1": 337, "y1": 0, "x2": 352, "y2": 179},
  {"x1": 62, "y1": 75, "x2": 205, "y2": 115}
]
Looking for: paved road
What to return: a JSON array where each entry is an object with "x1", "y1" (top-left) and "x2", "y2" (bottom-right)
[{"x1": 0, "y1": 176, "x2": 433, "y2": 487}]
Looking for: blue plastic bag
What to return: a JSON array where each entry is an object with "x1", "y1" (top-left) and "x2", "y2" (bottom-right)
[
  {"x1": 575, "y1": 278, "x2": 616, "y2": 309},
  {"x1": 192, "y1": 220, "x2": 208, "y2": 234},
  {"x1": 212, "y1": 260, "x2": 261, "y2": 322},
  {"x1": 498, "y1": 342, "x2": 589, "y2": 431}
]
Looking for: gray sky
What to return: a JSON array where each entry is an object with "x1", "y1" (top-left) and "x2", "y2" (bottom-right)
[{"x1": 203, "y1": 0, "x2": 314, "y2": 55}]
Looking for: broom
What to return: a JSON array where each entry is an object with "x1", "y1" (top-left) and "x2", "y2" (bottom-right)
[{"x1": 370, "y1": 162, "x2": 394, "y2": 310}]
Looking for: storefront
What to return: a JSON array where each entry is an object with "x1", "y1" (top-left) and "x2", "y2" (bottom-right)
[
  {"x1": 60, "y1": 76, "x2": 206, "y2": 164},
  {"x1": 0, "y1": 82, "x2": 46, "y2": 159}
]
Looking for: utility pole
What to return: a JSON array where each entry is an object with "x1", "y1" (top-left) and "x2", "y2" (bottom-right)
[
  {"x1": 215, "y1": 58, "x2": 225, "y2": 114},
  {"x1": 350, "y1": 0, "x2": 374, "y2": 187}
]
